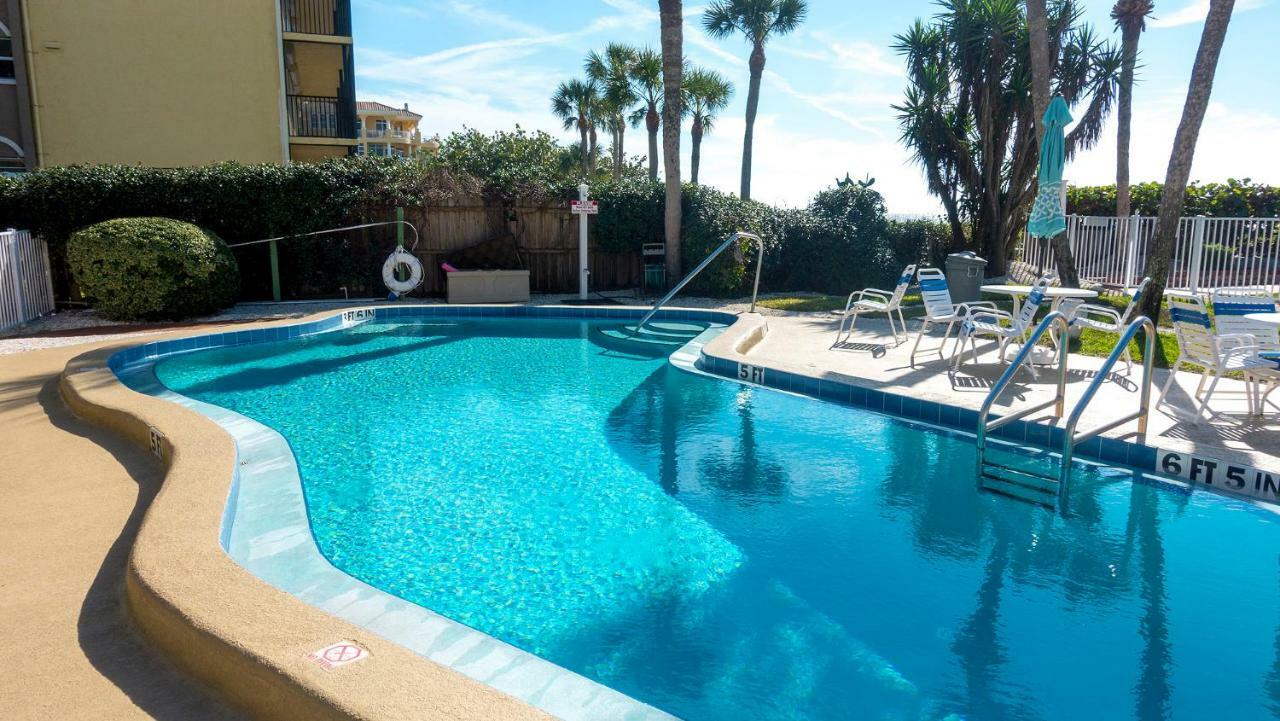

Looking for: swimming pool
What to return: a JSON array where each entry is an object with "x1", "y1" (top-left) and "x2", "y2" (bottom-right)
[{"x1": 142, "y1": 312, "x2": 1280, "y2": 721}]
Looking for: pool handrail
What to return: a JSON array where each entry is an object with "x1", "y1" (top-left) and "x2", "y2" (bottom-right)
[
  {"x1": 634, "y1": 231, "x2": 764, "y2": 334},
  {"x1": 1057, "y1": 315, "x2": 1156, "y2": 508},
  {"x1": 975, "y1": 311, "x2": 1070, "y2": 486}
]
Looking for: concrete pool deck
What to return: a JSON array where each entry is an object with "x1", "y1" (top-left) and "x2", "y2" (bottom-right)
[{"x1": 4, "y1": 299, "x2": 1280, "y2": 719}]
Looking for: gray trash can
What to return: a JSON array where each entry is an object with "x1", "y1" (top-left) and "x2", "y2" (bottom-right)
[{"x1": 945, "y1": 251, "x2": 987, "y2": 303}]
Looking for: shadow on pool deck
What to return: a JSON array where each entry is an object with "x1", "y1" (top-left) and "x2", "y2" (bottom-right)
[{"x1": 0, "y1": 343, "x2": 241, "y2": 720}]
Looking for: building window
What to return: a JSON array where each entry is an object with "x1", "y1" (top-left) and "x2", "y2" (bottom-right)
[
  {"x1": 355, "y1": 118, "x2": 363, "y2": 135},
  {"x1": 0, "y1": 34, "x2": 15, "y2": 82},
  {"x1": 375, "y1": 119, "x2": 388, "y2": 132}
]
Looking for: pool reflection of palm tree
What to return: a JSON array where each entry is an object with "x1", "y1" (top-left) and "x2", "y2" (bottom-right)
[
  {"x1": 1124, "y1": 483, "x2": 1172, "y2": 720},
  {"x1": 698, "y1": 389, "x2": 788, "y2": 500}
]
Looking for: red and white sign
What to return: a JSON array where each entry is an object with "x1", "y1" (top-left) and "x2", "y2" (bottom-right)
[
  {"x1": 307, "y1": 641, "x2": 370, "y2": 671},
  {"x1": 570, "y1": 200, "x2": 599, "y2": 215}
]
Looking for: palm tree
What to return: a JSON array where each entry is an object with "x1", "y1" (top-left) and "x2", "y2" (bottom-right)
[
  {"x1": 1138, "y1": 0, "x2": 1235, "y2": 321},
  {"x1": 894, "y1": 0, "x2": 1121, "y2": 275},
  {"x1": 1027, "y1": 0, "x2": 1082, "y2": 287},
  {"x1": 1112, "y1": 0, "x2": 1156, "y2": 218},
  {"x1": 702, "y1": 0, "x2": 808, "y2": 200},
  {"x1": 629, "y1": 47, "x2": 664, "y2": 182},
  {"x1": 551, "y1": 79, "x2": 600, "y2": 177},
  {"x1": 659, "y1": 0, "x2": 684, "y2": 277},
  {"x1": 683, "y1": 67, "x2": 734, "y2": 185},
  {"x1": 586, "y1": 43, "x2": 639, "y2": 180}
]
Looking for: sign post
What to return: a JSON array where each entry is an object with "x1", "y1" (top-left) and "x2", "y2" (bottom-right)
[{"x1": 571, "y1": 184, "x2": 599, "y2": 301}]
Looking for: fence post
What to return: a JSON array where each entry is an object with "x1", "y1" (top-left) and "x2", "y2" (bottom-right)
[
  {"x1": 1188, "y1": 215, "x2": 1207, "y2": 294},
  {"x1": 1123, "y1": 213, "x2": 1141, "y2": 288},
  {"x1": 5, "y1": 230, "x2": 24, "y2": 321}
]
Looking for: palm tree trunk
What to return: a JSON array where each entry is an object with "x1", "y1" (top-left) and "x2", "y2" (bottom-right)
[
  {"x1": 616, "y1": 122, "x2": 626, "y2": 179},
  {"x1": 647, "y1": 105, "x2": 660, "y2": 182},
  {"x1": 1139, "y1": 0, "x2": 1235, "y2": 321},
  {"x1": 659, "y1": 0, "x2": 684, "y2": 278},
  {"x1": 588, "y1": 124, "x2": 599, "y2": 174},
  {"x1": 691, "y1": 118, "x2": 703, "y2": 185},
  {"x1": 579, "y1": 123, "x2": 590, "y2": 178},
  {"x1": 1116, "y1": 24, "x2": 1141, "y2": 218},
  {"x1": 1026, "y1": 0, "x2": 1080, "y2": 288},
  {"x1": 741, "y1": 42, "x2": 764, "y2": 200}
]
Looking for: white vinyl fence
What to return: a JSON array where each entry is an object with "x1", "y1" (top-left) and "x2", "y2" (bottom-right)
[
  {"x1": 1020, "y1": 214, "x2": 1280, "y2": 293},
  {"x1": 0, "y1": 229, "x2": 55, "y2": 333}
]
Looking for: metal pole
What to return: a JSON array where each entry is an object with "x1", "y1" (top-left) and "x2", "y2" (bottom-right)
[
  {"x1": 578, "y1": 183, "x2": 589, "y2": 301},
  {"x1": 396, "y1": 207, "x2": 404, "y2": 246},
  {"x1": 1188, "y1": 215, "x2": 1207, "y2": 294},
  {"x1": 269, "y1": 239, "x2": 281, "y2": 302}
]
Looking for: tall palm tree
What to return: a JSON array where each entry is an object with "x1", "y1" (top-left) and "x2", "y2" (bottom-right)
[
  {"x1": 702, "y1": 0, "x2": 808, "y2": 200},
  {"x1": 1026, "y1": 0, "x2": 1081, "y2": 287},
  {"x1": 629, "y1": 47, "x2": 664, "y2": 182},
  {"x1": 1139, "y1": 0, "x2": 1235, "y2": 321},
  {"x1": 586, "y1": 43, "x2": 639, "y2": 179},
  {"x1": 683, "y1": 67, "x2": 734, "y2": 185},
  {"x1": 659, "y1": 0, "x2": 684, "y2": 278},
  {"x1": 1112, "y1": 0, "x2": 1156, "y2": 218},
  {"x1": 551, "y1": 79, "x2": 600, "y2": 177}
]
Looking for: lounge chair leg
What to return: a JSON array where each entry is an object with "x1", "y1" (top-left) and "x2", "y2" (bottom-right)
[
  {"x1": 1156, "y1": 358, "x2": 1182, "y2": 409},
  {"x1": 1199, "y1": 369, "x2": 1224, "y2": 421},
  {"x1": 910, "y1": 321, "x2": 930, "y2": 367}
]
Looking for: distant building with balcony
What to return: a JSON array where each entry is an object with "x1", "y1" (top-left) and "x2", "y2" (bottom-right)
[
  {"x1": 0, "y1": 0, "x2": 357, "y2": 169},
  {"x1": 355, "y1": 102, "x2": 434, "y2": 158}
]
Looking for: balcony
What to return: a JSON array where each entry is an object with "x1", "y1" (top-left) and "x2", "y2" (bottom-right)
[
  {"x1": 287, "y1": 95, "x2": 356, "y2": 139},
  {"x1": 280, "y1": 0, "x2": 352, "y2": 37},
  {"x1": 362, "y1": 128, "x2": 418, "y2": 142}
]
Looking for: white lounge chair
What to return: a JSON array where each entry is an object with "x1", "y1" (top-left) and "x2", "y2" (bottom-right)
[
  {"x1": 1210, "y1": 286, "x2": 1280, "y2": 414},
  {"x1": 833, "y1": 264, "x2": 917, "y2": 347},
  {"x1": 1158, "y1": 291, "x2": 1280, "y2": 419},
  {"x1": 953, "y1": 276, "x2": 1053, "y2": 374},
  {"x1": 1066, "y1": 277, "x2": 1152, "y2": 374},
  {"x1": 909, "y1": 267, "x2": 998, "y2": 367}
]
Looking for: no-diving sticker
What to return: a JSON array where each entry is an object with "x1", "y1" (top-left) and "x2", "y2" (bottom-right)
[{"x1": 307, "y1": 641, "x2": 370, "y2": 671}]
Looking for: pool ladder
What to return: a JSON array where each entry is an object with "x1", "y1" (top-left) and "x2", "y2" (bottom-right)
[{"x1": 975, "y1": 314, "x2": 1156, "y2": 513}]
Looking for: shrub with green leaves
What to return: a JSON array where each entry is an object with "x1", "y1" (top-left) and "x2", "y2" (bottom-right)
[
  {"x1": 1067, "y1": 179, "x2": 1280, "y2": 217},
  {"x1": 67, "y1": 217, "x2": 239, "y2": 320}
]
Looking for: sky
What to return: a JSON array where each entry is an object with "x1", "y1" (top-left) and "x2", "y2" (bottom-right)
[{"x1": 352, "y1": 0, "x2": 1280, "y2": 215}]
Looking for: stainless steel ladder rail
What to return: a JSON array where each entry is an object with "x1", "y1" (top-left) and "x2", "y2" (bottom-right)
[
  {"x1": 1056, "y1": 316, "x2": 1156, "y2": 508},
  {"x1": 974, "y1": 311, "x2": 1072, "y2": 485},
  {"x1": 634, "y1": 231, "x2": 764, "y2": 333}
]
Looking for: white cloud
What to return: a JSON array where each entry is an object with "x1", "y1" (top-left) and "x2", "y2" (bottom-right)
[
  {"x1": 776, "y1": 33, "x2": 903, "y2": 78},
  {"x1": 1151, "y1": 0, "x2": 1269, "y2": 28}
]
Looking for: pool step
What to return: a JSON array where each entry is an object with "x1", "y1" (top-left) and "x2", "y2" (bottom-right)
[
  {"x1": 590, "y1": 323, "x2": 705, "y2": 357},
  {"x1": 978, "y1": 448, "x2": 1063, "y2": 509}
]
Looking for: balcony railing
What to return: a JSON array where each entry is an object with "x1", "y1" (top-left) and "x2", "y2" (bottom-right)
[
  {"x1": 287, "y1": 95, "x2": 356, "y2": 139},
  {"x1": 363, "y1": 128, "x2": 417, "y2": 141},
  {"x1": 280, "y1": 0, "x2": 352, "y2": 36}
]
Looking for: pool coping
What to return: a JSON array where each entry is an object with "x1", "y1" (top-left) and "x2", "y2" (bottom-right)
[{"x1": 59, "y1": 303, "x2": 1280, "y2": 721}]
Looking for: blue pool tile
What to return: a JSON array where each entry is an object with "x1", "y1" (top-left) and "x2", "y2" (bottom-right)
[
  {"x1": 1078, "y1": 436, "x2": 1103, "y2": 459},
  {"x1": 957, "y1": 407, "x2": 978, "y2": 430},
  {"x1": 847, "y1": 383, "x2": 866, "y2": 407},
  {"x1": 883, "y1": 393, "x2": 902, "y2": 416},
  {"x1": 865, "y1": 389, "x2": 884, "y2": 412},
  {"x1": 1128, "y1": 443, "x2": 1157, "y2": 471},
  {"x1": 1025, "y1": 422, "x2": 1052, "y2": 448},
  {"x1": 1100, "y1": 438, "x2": 1128, "y2": 465},
  {"x1": 798, "y1": 375, "x2": 818, "y2": 397}
]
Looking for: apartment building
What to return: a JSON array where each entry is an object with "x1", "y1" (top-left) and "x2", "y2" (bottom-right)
[
  {"x1": 356, "y1": 101, "x2": 433, "y2": 158},
  {"x1": 0, "y1": 0, "x2": 357, "y2": 170}
]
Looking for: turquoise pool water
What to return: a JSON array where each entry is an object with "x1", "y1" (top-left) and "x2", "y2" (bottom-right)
[{"x1": 155, "y1": 318, "x2": 1280, "y2": 721}]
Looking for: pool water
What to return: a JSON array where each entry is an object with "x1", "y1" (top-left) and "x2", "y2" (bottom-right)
[{"x1": 155, "y1": 318, "x2": 1280, "y2": 721}]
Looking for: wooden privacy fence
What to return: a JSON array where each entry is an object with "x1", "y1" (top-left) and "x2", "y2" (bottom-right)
[
  {"x1": 0, "y1": 229, "x2": 55, "y2": 333},
  {"x1": 383, "y1": 198, "x2": 643, "y2": 296}
]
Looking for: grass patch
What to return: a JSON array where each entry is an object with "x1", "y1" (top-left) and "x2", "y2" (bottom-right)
[{"x1": 756, "y1": 294, "x2": 846, "y2": 312}]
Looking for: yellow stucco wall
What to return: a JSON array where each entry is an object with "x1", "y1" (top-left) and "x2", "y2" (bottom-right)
[{"x1": 22, "y1": 0, "x2": 287, "y2": 167}]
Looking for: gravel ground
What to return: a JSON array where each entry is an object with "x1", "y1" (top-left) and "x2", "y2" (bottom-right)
[{"x1": 0, "y1": 293, "x2": 805, "y2": 356}]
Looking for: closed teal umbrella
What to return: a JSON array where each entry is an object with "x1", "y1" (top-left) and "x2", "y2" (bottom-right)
[{"x1": 1027, "y1": 95, "x2": 1073, "y2": 238}]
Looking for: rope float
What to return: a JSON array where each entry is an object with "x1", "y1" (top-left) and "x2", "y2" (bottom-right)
[{"x1": 228, "y1": 220, "x2": 426, "y2": 298}]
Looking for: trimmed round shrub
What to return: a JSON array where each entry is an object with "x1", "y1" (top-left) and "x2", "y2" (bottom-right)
[{"x1": 67, "y1": 217, "x2": 239, "y2": 320}]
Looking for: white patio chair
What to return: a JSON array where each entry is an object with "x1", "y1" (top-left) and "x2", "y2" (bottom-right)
[
  {"x1": 1066, "y1": 277, "x2": 1152, "y2": 374},
  {"x1": 952, "y1": 276, "x2": 1053, "y2": 375},
  {"x1": 1157, "y1": 291, "x2": 1280, "y2": 419},
  {"x1": 909, "y1": 267, "x2": 998, "y2": 367},
  {"x1": 833, "y1": 264, "x2": 917, "y2": 347},
  {"x1": 1211, "y1": 286, "x2": 1280, "y2": 413}
]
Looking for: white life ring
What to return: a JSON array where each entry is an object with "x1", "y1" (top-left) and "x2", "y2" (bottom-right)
[{"x1": 382, "y1": 248, "x2": 423, "y2": 296}]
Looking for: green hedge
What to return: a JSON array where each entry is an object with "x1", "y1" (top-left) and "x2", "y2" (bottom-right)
[
  {"x1": 67, "y1": 217, "x2": 239, "y2": 320},
  {"x1": 1067, "y1": 179, "x2": 1280, "y2": 217}
]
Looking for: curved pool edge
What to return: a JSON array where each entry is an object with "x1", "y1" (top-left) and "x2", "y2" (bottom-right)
[{"x1": 59, "y1": 309, "x2": 582, "y2": 721}]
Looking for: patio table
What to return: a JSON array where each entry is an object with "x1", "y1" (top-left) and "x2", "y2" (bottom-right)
[{"x1": 978, "y1": 284, "x2": 1098, "y2": 364}]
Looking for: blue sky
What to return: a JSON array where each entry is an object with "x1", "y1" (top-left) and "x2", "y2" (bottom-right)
[{"x1": 352, "y1": 0, "x2": 1280, "y2": 215}]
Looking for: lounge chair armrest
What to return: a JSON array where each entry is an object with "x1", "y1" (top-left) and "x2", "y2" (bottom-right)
[
  {"x1": 1216, "y1": 332, "x2": 1260, "y2": 358},
  {"x1": 969, "y1": 307, "x2": 1014, "y2": 325},
  {"x1": 953, "y1": 301, "x2": 998, "y2": 318},
  {"x1": 843, "y1": 288, "x2": 890, "y2": 313},
  {"x1": 1068, "y1": 303, "x2": 1124, "y2": 326}
]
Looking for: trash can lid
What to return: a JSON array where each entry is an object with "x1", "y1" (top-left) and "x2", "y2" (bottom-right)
[{"x1": 946, "y1": 251, "x2": 987, "y2": 264}]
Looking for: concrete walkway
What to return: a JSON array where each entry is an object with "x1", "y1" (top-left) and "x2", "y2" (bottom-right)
[
  {"x1": 747, "y1": 313, "x2": 1280, "y2": 472},
  {"x1": 0, "y1": 342, "x2": 241, "y2": 720}
]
